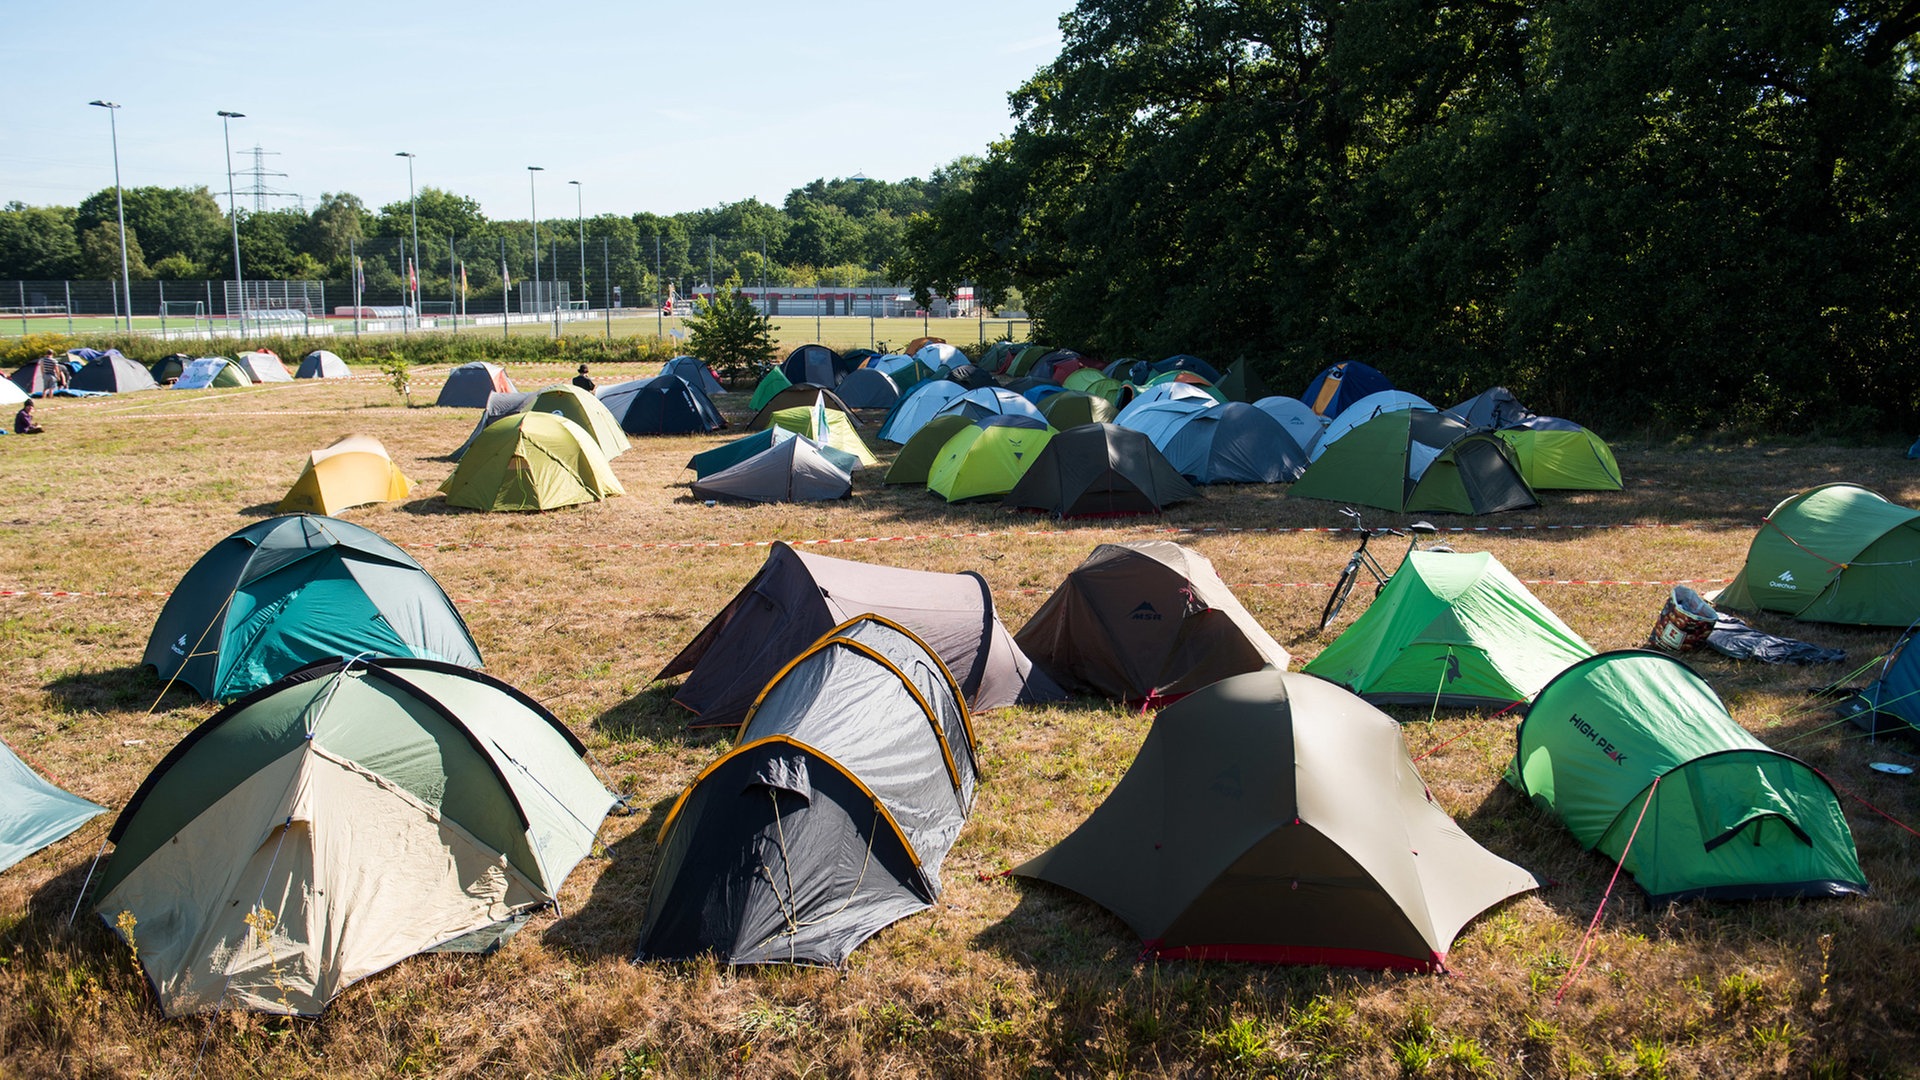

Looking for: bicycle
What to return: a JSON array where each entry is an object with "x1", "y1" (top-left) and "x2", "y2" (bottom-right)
[{"x1": 1317, "y1": 507, "x2": 1452, "y2": 633}]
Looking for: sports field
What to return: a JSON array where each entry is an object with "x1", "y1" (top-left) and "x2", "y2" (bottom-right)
[{"x1": 0, "y1": 368, "x2": 1914, "y2": 1077}]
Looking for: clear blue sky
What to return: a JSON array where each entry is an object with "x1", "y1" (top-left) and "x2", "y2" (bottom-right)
[{"x1": 5, "y1": 1, "x2": 1069, "y2": 220}]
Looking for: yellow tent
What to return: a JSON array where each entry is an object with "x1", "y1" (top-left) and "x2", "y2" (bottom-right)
[{"x1": 276, "y1": 435, "x2": 415, "y2": 515}]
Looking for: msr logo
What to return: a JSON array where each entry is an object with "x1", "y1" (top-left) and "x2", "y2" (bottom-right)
[
  {"x1": 1129, "y1": 601, "x2": 1162, "y2": 621},
  {"x1": 1769, "y1": 570, "x2": 1799, "y2": 591}
]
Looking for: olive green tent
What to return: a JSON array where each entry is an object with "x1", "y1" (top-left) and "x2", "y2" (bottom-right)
[
  {"x1": 885, "y1": 414, "x2": 975, "y2": 485},
  {"x1": 1303, "y1": 551, "x2": 1594, "y2": 707},
  {"x1": 927, "y1": 420, "x2": 1054, "y2": 502},
  {"x1": 96, "y1": 657, "x2": 616, "y2": 1016},
  {"x1": 439, "y1": 412, "x2": 625, "y2": 512},
  {"x1": 1290, "y1": 410, "x2": 1538, "y2": 515},
  {"x1": 525, "y1": 385, "x2": 630, "y2": 460},
  {"x1": 1036, "y1": 389, "x2": 1119, "y2": 430},
  {"x1": 1016, "y1": 670, "x2": 1540, "y2": 970},
  {"x1": 1716, "y1": 483, "x2": 1920, "y2": 626},
  {"x1": 1507, "y1": 650, "x2": 1867, "y2": 904},
  {"x1": 765, "y1": 399, "x2": 880, "y2": 467},
  {"x1": 1494, "y1": 419, "x2": 1622, "y2": 491}
]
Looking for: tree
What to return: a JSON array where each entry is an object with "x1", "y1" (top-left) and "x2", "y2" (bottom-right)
[
  {"x1": 78, "y1": 221, "x2": 146, "y2": 279},
  {"x1": 304, "y1": 192, "x2": 371, "y2": 266},
  {"x1": 0, "y1": 203, "x2": 80, "y2": 279},
  {"x1": 77, "y1": 187, "x2": 227, "y2": 271},
  {"x1": 684, "y1": 273, "x2": 778, "y2": 387}
]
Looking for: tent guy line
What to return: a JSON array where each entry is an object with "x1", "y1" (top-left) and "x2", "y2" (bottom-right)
[{"x1": 0, "y1": 574, "x2": 1737, "y2": 605}]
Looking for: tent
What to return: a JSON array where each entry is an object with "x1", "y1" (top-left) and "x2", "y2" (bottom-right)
[
  {"x1": 1494, "y1": 418, "x2": 1623, "y2": 491},
  {"x1": 763, "y1": 397, "x2": 880, "y2": 467},
  {"x1": 1116, "y1": 382, "x2": 1217, "y2": 421},
  {"x1": 781, "y1": 343, "x2": 852, "y2": 387},
  {"x1": 1151, "y1": 354, "x2": 1222, "y2": 383},
  {"x1": 1017, "y1": 670, "x2": 1540, "y2": 969},
  {"x1": 1252, "y1": 396, "x2": 1331, "y2": 453},
  {"x1": 525, "y1": 384, "x2": 630, "y2": 460},
  {"x1": 662, "y1": 355, "x2": 724, "y2": 395},
  {"x1": 9, "y1": 360, "x2": 65, "y2": 396},
  {"x1": 877, "y1": 379, "x2": 969, "y2": 443},
  {"x1": 1160, "y1": 402, "x2": 1310, "y2": 484},
  {"x1": 1021, "y1": 382, "x2": 1067, "y2": 407},
  {"x1": 689, "y1": 426, "x2": 859, "y2": 480},
  {"x1": 874, "y1": 354, "x2": 935, "y2": 390},
  {"x1": 1017, "y1": 541, "x2": 1289, "y2": 701},
  {"x1": 297, "y1": 350, "x2": 351, "y2": 378},
  {"x1": 1716, "y1": 483, "x2": 1920, "y2": 625},
  {"x1": 1308, "y1": 390, "x2": 1436, "y2": 462},
  {"x1": 440, "y1": 412, "x2": 625, "y2": 512},
  {"x1": 927, "y1": 418, "x2": 1054, "y2": 502},
  {"x1": 149, "y1": 354, "x2": 189, "y2": 384},
  {"x1": 450, "y1": 391, "x2": 536, "y2": 459},
  {"x1": 1036, "y1": 389, "x2": 1119, "y2": 429},
  {"x1": 598, "y1": 373, "x2": 727, "y2": 435},
  {"x1": 884, "y1": 414, "x2": 979, "y2": 485},
  {"x1": 275, "y1": 435, "x2": 415, "y2": 516},
  {"x1": 1303, "y1": 360, "x2": 1393, "y2": 417},
  {"x1": 435, "y1": 361, "x2": 516, "y2": 406},
  {"x1": 171, "y1": 357, "x2": 249, "y2": 390},
  {"x1": 1144, "y1": 370, "x2": 1225, "y2": 400},
  {"x1": 68, "y1": 353, "x2": 157, "y2": 393},
  {"x1": 691, "y1": 435, "x2": 853, "y2": 504},
  {"x1": 1508, "y1": 650, "x2": 1867, "y2": 903},
  {"x1": 97, "y1": 656, "x2": 615, "y2": 1016},
  {"x1": 939, "y1": 362, "x2": 999, "y2": 391},
  {"x1": 1215, "y1": 357, "x2": 1271, "y2": 403},
  {"x1": 144, "y1": 515, "x2": 482, "y2": 701},
  {"x1": 1858, "y1": 624, "x2": 1920, "y2": 736},
  {"x1": 1063, "y1": 371, "x2": 1129, "y2": 402},
  {"x1": 1031, "y1": 349, "x2": 1099, "y2": 384},
  {"x1": 904, "y1": 336, "x2": 946, "y2": 355},
  {"x1": 1445, "y1": 386, "x2": 1536, "y2": 430},
  {"x1": 0, "y1": 375, "x2": 27, "y2": 407},
  {"x1": 1, "y1": 735, "x2": 105, "y2": 873},
  {"x1": 932, "y1": 386, "x2": 1046, "y2": 426},
  {"x1": 915, "y1": 342, "x2": 967, "y2": 370},
  {"x1": 655, "y1": 541, "x2": 1064, "y2": 728},
  {"x1": 1007, "y1": 344, "x2": 1051, "y2": 377},
  {"x1": 980, "y1": 339, "x2": 1021, "y2": 374},
  {"x1": 1113, "y1": 396, "x2": 1215, "y2": 447},
  {"x1": 1001, "y1": 423, "x2": 1198, "y2": 517},
  {"x1": 638, "y1": 616, "x2": 973, "y2": 966},
  {"x1": 1290, "y1": 410, "x2": 1539, "y2": 515},
  {"x1": 235, "y1": 350, "x2": 293, "y2": 383},
  {"x1": 834, "y1": 367, "x2": 903, "y2": 409},
  {"x1": 1303, "y1": 551, "x2": 1595, "y2": 707},
  {"x1": 748, "y1": 367, "x2": 794, "y2": 411},
  {"x1": 747, "y1": 385, "x2": 858, "y2": 431}
]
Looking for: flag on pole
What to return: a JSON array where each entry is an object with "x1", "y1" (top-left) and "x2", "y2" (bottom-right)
[
  {"x1": 407, "y1": 259, "x2": 418, "y2": 294},
  {"x1": 459, "y1": 263, "x2": 468, "y2": 298},
  {"x1": 501, "y1": 261, "x2": 510, "y2": 293},
  {"x1": 353, "y1": 256, "x2": 365, "y2": 296}
]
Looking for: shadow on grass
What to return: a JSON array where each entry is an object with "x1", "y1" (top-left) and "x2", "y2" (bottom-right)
[
  {"x1": 43, "y1": 664, "x2": 199, "y2": 715},
  {"x1": 542, "y1": 789, "x2": 679, "y2": 960},
  {"x1": 594, "y1": 681, "x2": 728, "y2": 747}
]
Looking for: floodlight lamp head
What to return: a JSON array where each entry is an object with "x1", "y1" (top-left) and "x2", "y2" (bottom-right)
[
  {"x1": 528, "y1": 165, "x2": 544, "y2": 172},
  {"x1": 396, "y1": 151, "x2": 414, "y2": 158},
  {"x1": 217, "y1": 110, "x2": 244, "y2": 118},
  {"x1": 90, "y1": 100, "x2": 119, "y2": 109}
]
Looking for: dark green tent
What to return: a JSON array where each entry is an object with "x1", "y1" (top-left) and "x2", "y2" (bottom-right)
[
  {"x1": 1017, "y1": 671, "x2": 1540, "y2": 970},
  {"x1": 1303, "y1": 551, "x2": 1594, "y2": 707},
  {"x1": 144, "y1": 516, "x2": 483, "y2": 701},
  {"x1": 1508, "y1": 651, "x2": 1867, "y2": 903},
  {"x1": 1290, "y1": 410, "x2": 1538, "y2": 514},
  {"x1": 1000, "y1": 423, "x2": 1198, "y2": 517}
]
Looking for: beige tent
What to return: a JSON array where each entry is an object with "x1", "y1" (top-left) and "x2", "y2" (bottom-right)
[{"x1": 275, "y1": 435, "x2": 415, "y2": 515}]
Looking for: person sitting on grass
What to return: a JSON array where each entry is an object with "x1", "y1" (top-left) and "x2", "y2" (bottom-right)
[
  {"x1": 14, "y1": 400, "x2": 43, "y2": 435},
  {"x1": 572, "y1": 363, "x2": 595, "y2": 392}
]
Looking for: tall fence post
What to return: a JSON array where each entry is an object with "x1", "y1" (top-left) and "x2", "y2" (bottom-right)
[
  {"x1": 603, "y1": 238, "x2": 611, "y2": 341},
  {"x1": 65, "y1": 282, "x2": 74, "y2": 335}
]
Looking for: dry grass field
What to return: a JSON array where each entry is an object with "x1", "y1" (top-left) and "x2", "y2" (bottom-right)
[{"x1": 1, "y1": 365, "x2": 1917, "y2": 1078}]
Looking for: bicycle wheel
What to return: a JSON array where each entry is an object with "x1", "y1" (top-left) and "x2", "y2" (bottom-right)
[{"x1": 1319, "y1": 562, "x2": 1362, "y2": 633}]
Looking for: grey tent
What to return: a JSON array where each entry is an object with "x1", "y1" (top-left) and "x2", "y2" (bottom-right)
[
  {"x1": 1017, "y1": 541, "x2": 1290, "y2": 702},
  {"x1": 297, "y1": 350, "x2": 351, "y2": 378},
  {"x1": 1, "y1": 735, "x2": 105, "y2": 873},
  {"x1": 835, "y1": 367, "x2": 903, "y2": 409},
  {"x1": 662, "y1": 356, "x2": 724, "y2": 395},
  {"x1": 1000, "y1": 423, "x2": 1198, "y2": 517},
  {"x1": 234, "y1": 350, "x2": 294, "y2": 383},
  {"x1": 435, "y1": 362, "x2": 515, "y2": 406},
  {"x1": 656, "y1": 541, "x2": 1063, "y2": 727},
  {"x1": 69, "y1": 353, "x2": 158, "y2": 393},
  {"x1": 780, "y1": 344, "x2": 852, "y2": 387},
  {"x1": 1016, "y1": 670, "x2": 1541, "y2": 970},
  {"x1": 688, "y1": 426, "x2": 860, "y2": 480},
  {"x1": 690, "y1": 435, "x2": 854, "y2": 504},
  {"x1": 598, "y1": 374, "x2": 727, "y2": 434},
  {"x1": 452, "y1": 391, "x2": 537, "y2": 459},
  {"x1": 638, "y1": 615, "x2": 974, "y2": 965},
  {"x1": 1161, "y1": 401, "x2": 1310, "y2": 483},
  {"x1": 1445, "y1": 386, "x2": 1536, "y2": 430}
]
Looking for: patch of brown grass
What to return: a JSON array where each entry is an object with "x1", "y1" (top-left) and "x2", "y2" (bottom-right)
[{"x1": 2, "y1": 371, "x2": 1918, "y2": 1077}]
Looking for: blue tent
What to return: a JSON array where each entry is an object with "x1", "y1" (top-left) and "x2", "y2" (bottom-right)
[
  {"x1": 598, "y1": 374, "x2": 727, "y2": 434},
  {"x1": 0, "y1": 736, "x2": 104, "y2": 873},
  {"x1": 1151, "y1": 354, "x2": 1222, "y2": 383},
  {"x1": 1860, "y1": 624, "x2": 1920, "y2": 736},
  {"x1": 1302, "y1": 361, "x2": 1393, "y2": 418}
]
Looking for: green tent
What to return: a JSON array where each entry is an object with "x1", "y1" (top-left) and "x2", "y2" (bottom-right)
[
  {"x1": 527, "y1": 384, "x2": 630, "y2": 460},
  {"x1": 1290, "y1": 410, "x2": 1538, "y2": 515},
  {"x1": 1216, "y1": 357, "x2": 1270, "y2": 403},
  {"x1": 143, "y1": 515, "x2": 483, "y2": 701},
  {"x1": 1007, "y1": 344, "x2": 1051, "y2": 378},
  {"x1": 1716, "y1": 483, "x2": 1920, "y2": 626},
  {"x1": 1063, "y1": 370, "x2": 1126, "y2": 401},
  {"x1": 748, "y1": 367, "x2": 793, "y2": 411},
  {"x1": 885, "y1": 414, "x2": 975, "y2": 485},
  {"x1": 1017, "y1": 670, "x2": 1541, "y2": 970},
  {"x1": 1494, "y1": 419, "x2": 1622, "y2": 491},
  {"x1": 767, "y1": 401, "x2": 880, "y2": 467},
  {"x1": 1507, "y1": 650, "x2": 1867, "y2": 904},
  {"x1": 927, "y1": 421, "x2": 1054, "y2": 502},
  {"x1": 1036, "y1": 389, "x2": 1119, "y2": 430},
  {"x1": 440, "y1": 412, "x2": 625, "y2": 511},
  {"x1": 97, "y1": 657, "x2": 616, "y2": 1016},
  {"x1": 1303, "y1": 551, "x2": 1594, "y2": 707}
]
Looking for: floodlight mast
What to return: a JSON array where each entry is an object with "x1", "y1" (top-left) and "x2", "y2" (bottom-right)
[
  {"x1": 217, "y1": 110, "x2": 246, "y2": 336},
  {"x1": 89, "y1": 101, "x2": 133, "y2": 333},
  {"x1": 397, "y1": 152, "x2": 419, "y2": 329},
  {"x1": 527, "y1": 167, "x2": 544, "y2": 316}
]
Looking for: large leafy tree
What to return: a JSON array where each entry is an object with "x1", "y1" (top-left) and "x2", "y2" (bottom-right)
[
  {"x1": 0, "y1": 204, "x2": 81, "y2": 279},
  {"x1": 76, "y1": 186, "x2": 227, "y2": 273},
  {"x1": 684, "y1": 273, "x2": 778, "y2": 386}
]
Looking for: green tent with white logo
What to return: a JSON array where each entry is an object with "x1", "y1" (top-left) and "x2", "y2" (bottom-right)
[
  {"x1": 1507, "y1": 650, "x2": 1867, "y2": 904},
  {"x1": 927, "y1": 420, "x2": 1054, "y2": 502},
  {"x1": 1304, "y1": 551, "x2": 1593, "y2": 708},
  {"x1": 1716, "y1": 483, "x2": 1920, "y2": 625}
]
